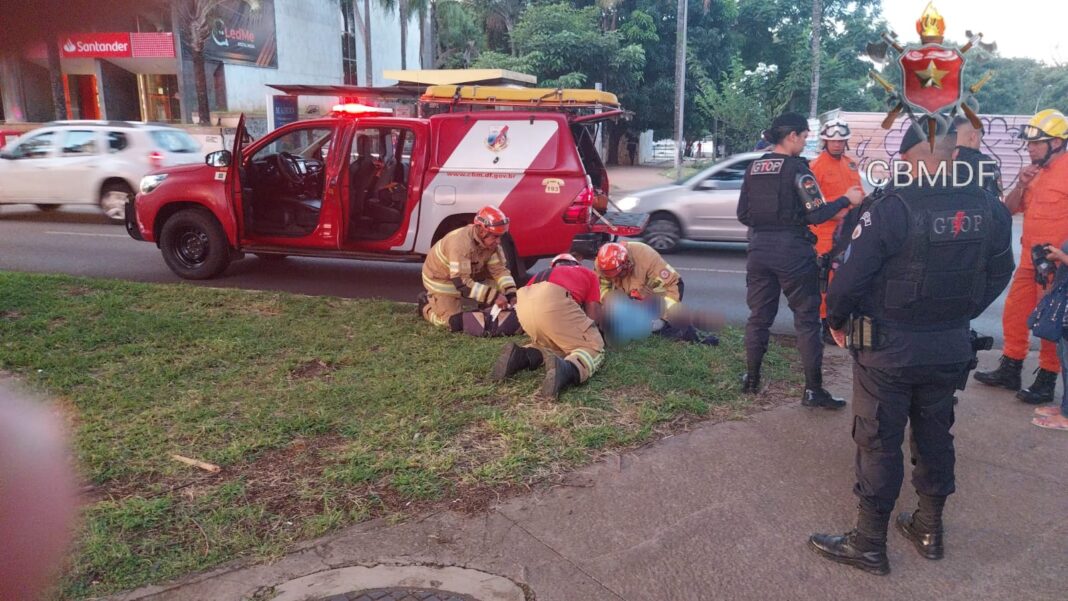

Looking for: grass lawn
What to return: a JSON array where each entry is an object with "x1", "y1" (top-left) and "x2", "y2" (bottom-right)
[{"x1": 0, "y1": 271, "x2": 800, "y2": 599}]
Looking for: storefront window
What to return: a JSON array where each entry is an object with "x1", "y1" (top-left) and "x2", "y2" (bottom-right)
[{"x1": 139, "y1": 74, "x2": 182, "y2": 123}]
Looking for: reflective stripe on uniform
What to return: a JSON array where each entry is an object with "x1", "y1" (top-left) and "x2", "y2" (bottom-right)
[
  {"x1": 570, "y1": 348, "x2": 603, "y2": 376},
  {"x1": 663, "y1": 296, "x2": 679, "y2": 309},
  {"x1": 423, "y1": 273, "x2": 460, "y2": 296},
  {"x1": 470, "y1": 281, "x2": 492, "y2": 303},
  {"x1": 497, "y1": 275, "x2": 516, "y2": 291}
]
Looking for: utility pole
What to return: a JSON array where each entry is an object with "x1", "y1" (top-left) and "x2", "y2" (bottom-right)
[
  {"x1": 674, "y1": 0, "x2": 688, "y2": 180},
  {"x1": 809, "y1": 0, "x2": 822, "y2": 118}
]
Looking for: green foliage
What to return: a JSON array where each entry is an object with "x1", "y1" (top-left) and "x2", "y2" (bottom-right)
[
  {"x1": 697, "y1": 58, "x2": 803, "y2": 153},
  {"x1": 473, "y1": 3, "x2": 645, "y2": 90},
  {"x1": 435, "y1": 0, "x2": 486, "y2": 68}
]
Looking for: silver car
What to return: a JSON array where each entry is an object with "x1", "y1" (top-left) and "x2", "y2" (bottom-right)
[
  {"x1": 614, "y1": 152, "x2": 764, "y2": 252},
  {"x1": 615, "y1": 151, "x2": 879, "y2": 252}
]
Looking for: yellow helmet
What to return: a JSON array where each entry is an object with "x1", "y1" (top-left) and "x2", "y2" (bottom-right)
[{"x1": 1019, "y1": 109, "x2": 1068, "y2": 141}]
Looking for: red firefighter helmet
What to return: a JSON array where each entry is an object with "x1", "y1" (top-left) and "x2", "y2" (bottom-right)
[
  {"x1": 596, "y1": 242, "x2": 630, "y2": 278},
  {"x1": 473, "y1": 206, "x2": 510, "y2": 235}
]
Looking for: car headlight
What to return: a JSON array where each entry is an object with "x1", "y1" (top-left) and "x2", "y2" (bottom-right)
[
  {"x1": 615, "y1": 195, "x2": 640, "y2": 212},
  {"x1": 139, "y1": 174, "x2": 168, "y2": 194}
]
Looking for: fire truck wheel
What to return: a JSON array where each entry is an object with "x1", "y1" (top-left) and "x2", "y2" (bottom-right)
[
  {"x1": 159, "y1": 209, "x2": 232, "y2": 280},
  {"x1": 501, "y1": 235, "x2": 528, "y2": 283},
  {"x1": 35, "y1": 204, "x2": 61, "y2": 212}
]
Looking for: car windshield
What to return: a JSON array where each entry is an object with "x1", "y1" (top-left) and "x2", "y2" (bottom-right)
[{"x1": 149, "y1": 130, "x2": 200, "y2": 153}]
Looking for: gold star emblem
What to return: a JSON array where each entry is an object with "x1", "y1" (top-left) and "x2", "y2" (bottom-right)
[{"x1": 914, "y1": 60, "x2": 949, "y2": 88}]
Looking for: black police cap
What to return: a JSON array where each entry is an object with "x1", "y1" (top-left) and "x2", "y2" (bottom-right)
[
  {"x1": 899, "y1": 115, "x2": 957, "y2": 154},
  {"x1": 770, "y1": 112, "x2": 809, "y2": 131}
]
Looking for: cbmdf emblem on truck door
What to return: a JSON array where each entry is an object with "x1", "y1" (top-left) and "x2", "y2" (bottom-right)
[{"x1": 487, "y1": 125, "x2": 509, "y2": 152}]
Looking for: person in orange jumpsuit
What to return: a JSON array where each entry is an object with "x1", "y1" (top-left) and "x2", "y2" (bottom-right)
[
  {"x1": 975, "y1": 109, "x2": 1068, "y2": 404},
  {"x1": 809, "y1": 117, "x2": 862, "y2": 343}
]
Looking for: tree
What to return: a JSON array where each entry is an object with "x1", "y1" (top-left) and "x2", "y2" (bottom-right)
[
  {"x1": 45, "y1": 38, "x2": 67, "y2": 120},
  {"x1": 177, "y1": 0, "x2": 226, "y2": 124},
  {"x1": 363, "y1": 0, "x2": 374, "y2": 84},
  {"x1": 471, "y1": 0, "x2": 528, "y2": 55},
  {"x1": 435, "y1": 0, "x2": 485, "y2": 68},
  {"x1": 473, "y1": 3, "x2": 644, "y2": 89},
  {"x1": 697, "y1": 59, "x2": 804, "y2": 153},
  {"x1": 380, "y1": 0, "x2": 413, "y2": 69}
]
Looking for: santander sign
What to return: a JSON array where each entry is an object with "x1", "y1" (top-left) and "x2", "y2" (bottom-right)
[{"x1": 60, "y1": 34, "x2": 133, "y2": 58}]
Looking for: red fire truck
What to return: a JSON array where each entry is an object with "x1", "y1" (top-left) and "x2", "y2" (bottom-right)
[{"x1": 126, "y1": 85, "x2": 644, "y2": 279}]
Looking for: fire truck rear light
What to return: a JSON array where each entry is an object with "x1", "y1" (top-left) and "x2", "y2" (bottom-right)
[
  {"x1": 148, "y1": 151, "x2": 164, "y2": 170},
  {"x1": 562, "y1": 185, "x2": 595, "y2": 224}
]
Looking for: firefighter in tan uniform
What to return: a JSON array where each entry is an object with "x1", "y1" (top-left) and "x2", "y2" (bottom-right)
[
  {"x1": 595, "y1": 241, "x2": 682, "y2": 318},
  {"x1": 420, "y1": 206, "x2": 518, "y2": 331},
  {"x1": 491, "y1": 254, "x2": 604, "y2": 399}
]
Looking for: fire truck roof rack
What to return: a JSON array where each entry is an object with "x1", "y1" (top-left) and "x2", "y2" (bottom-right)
[{"x1": 420, "y1": 85, "x2": 620, "y2": 111}]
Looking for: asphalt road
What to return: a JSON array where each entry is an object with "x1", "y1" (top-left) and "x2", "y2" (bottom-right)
[{"x1": 0, "y1": 203, "x2": 1016, "y2": 345}]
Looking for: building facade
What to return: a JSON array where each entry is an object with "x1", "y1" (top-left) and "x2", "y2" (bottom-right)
[{"x1": 0, "y1": 0, "x2": 425, "y2": 126}]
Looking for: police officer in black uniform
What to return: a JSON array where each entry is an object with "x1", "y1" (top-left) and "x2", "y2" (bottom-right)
[
  {"x1": 738, "y1": 112, "x2": 864, "y2": 407},
  {"x1": 952, "y1": 115, "x2": 1003, "y2": 200},
  {"x1": 808, "y1": 117, "x2": 1014, "y2": 575}
]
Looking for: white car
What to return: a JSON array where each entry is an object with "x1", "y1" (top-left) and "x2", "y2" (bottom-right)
[{"x1": 0, "y1": 121, "x2": 203, "y2": 222}]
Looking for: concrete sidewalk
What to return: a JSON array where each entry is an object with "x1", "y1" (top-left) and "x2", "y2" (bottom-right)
[
  {"x1": 605, "y1": 166, "x2": 675, "y2": 195},
  {"x1": 112, "y1": 349, "x2": 1068, "y2": 601}
]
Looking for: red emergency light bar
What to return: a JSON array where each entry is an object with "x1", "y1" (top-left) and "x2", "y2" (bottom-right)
[{"x1": 331, "y1": 103, "x2": 394, "y2": 116}]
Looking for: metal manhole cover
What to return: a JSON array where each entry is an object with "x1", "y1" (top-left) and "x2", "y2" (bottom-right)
[{"x1": 320, "y1": 589, "x2": 482, "y2": 601}]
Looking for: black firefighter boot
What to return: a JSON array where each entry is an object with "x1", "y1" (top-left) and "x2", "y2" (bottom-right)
[
  {"x1": 1016, "y1": 368, "x2": 1058, "y2": 405},
  {"x1": 974, "y1": 355, "x2": 1023, "y2": 390},
  {"x1": 490, "y1": 343, "x2": 544, "y2": 382},
  {"x1": 540, "y1": 353, "x2": 581, "y2": 400},
  {"x1": 809, "y1": 506, "x2": 892, "y2": 576},
  {"x1": 895, "y1": 493, "x2": 946, "y2": 560}
]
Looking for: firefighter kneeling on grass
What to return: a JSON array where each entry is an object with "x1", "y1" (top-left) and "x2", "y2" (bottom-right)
[
  {"x1": 491, "y1": 253, "x2": 605, "y2": 399},
  {"x1": 420, "y1": 206, "x2": 518, "y2": 332}
]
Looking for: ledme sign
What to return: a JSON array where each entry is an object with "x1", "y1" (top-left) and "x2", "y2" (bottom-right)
[{"x1": 204, "y1": 0, "x2": 278, "y2": 68}]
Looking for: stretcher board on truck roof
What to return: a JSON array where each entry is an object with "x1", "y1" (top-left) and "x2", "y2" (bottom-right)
[{"x1": 421, "y1": 86, "x2": 620, "y2": 110}]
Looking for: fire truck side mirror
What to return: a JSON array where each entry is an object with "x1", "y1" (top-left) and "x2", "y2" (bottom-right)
[{"x1": 205, "y1": 150, "x2": 232, "y2": 168}]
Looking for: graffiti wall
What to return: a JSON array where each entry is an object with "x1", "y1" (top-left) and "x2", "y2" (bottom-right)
[{"x1": 843, "y1": 112, "x2": 1033, "y2": 190}]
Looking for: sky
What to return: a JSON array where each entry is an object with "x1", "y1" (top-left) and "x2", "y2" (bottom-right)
[{"x1": 880, "y1": 0, "x2": 1064, "y2": 65}]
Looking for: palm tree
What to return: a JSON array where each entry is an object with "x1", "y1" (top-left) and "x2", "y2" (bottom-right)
[
  {"x1": 411, "y1": 0, "x2": 431, "y2": 69},
  {"x1": 363, "y1": 0, "x2": 374, "y2": 85},
  {"x1": 177, "y1": 0, "x2": 226, "y2": 124},
  {"x1": 45, "y1": 39, "x2": 67, "y2": 119},
  {"x1": 345, "y1": 0, "x2": 374, "y2": 84}
]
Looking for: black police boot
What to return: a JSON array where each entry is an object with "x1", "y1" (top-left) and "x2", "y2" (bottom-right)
[
  {"x1": 741, "y1": 371, "x2": 761, "y2": 394},
  {"x1": 802, "y1": 388, "x2": 847, "y2": 410},
  {"x1": 809, "y1": 507, "x2": 891, "y2": 576},
  {"x1": 895, "y1": 493, "x2": 946, "y2": 560},
  {"x1": 540, "y1": 353, "x2": 580, "y2": 399},
  {"x1": 821, "y1": 319, "x2": 837, "y2": 346},
  {"x1": 491, "y1": 343, "x2": 544, "y2": 381},
  {"x1": 973, "y1": 355, "x2": 1023, "y2": 390},
  {"x1": 1016, "y1": 368, "x2": 1058, "y2": 405}
]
